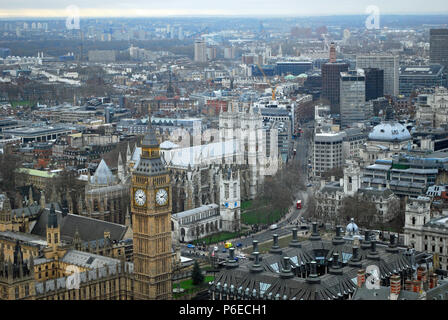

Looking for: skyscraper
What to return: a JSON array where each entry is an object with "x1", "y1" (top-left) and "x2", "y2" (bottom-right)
[
  {"x1": 321, "y1": 62, "x2": 349, "y2": 114},
  {"x1": 329, "y1": 42, "x2": 336, "y2": 63},
  {"x1": 364, "y1": 68, "x2": 384, "y2": 101},
  {"x1": 356, "y1": 55, "x2": 399, "y2": 97},
  {"x1": 430, "y1": 29, "x2": 448, "y2": 69},
  {"x1": 340, "y1": 70, "x2": 366, "y2": 128},
  {"x1": 194, "y1": 39, "x2": 207, "y2": 63}
]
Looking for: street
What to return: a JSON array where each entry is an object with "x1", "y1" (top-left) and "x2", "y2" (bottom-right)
[{"x1": 181, "y1": 130, "x2": 314, "y2": 261}]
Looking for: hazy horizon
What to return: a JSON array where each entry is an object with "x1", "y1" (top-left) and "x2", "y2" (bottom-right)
[{"x1": 1, "y1": 0, "x2": 448, "y2": 18}]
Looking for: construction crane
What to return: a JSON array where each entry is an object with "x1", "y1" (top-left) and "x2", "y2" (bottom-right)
[{"x1": 256, "y1": 62, "x2": 277, "y2": 101}]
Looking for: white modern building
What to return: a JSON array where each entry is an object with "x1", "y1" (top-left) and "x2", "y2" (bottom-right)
[
  {"x1": 356, "y1": 55, "x2": 399, "y2": 97},
  {"x1": 340, "y1": 70, "x2": 366, "y2": 128}
]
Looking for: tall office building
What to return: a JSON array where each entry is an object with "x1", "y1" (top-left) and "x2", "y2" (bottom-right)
[
  {"x1": 194, "y1": 39, "x2": 207, "y2": 63},
  {"x1": 356, "y1": 55, "x2": 399, "y2": 97},
  {"x1": 399, "y1": 64, "x2": 445, "y2": 97},
  {"x1": 313, "y1": 130, "x2": 345, "y2": 177},
  {"x1": 321, "y1": 62, "x2": 349, "y2": 114},
  {"x1": 340, "y1": 70, "x2": 366, "y2": 128},
  {"x1": 430, "y1": 29, "x2": 448, "y2": 69},
  {"x1": 364, "y1": 68, "x2": 384, "y2": 101}
]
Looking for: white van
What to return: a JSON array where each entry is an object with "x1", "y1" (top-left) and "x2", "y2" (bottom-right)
[{"x1": 270, "y1": 224, "x2": 278, "y2": 230}]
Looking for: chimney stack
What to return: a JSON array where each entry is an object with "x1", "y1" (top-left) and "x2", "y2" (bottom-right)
[
  {"x1": 405, "y1": 279, "x2": 413, "y2": 291},
  {"x1": 349, "y1": 246, "x2": 362, "y2": 268},
  {"x1": 306, "y1": 260, "x2": 320, "y2": 284},
  {"x1": 357, "y1": 269, "x2": 366, "y2": 288},
  {"x1": 413, "y1": 279, "x2": 421, "y2": 293},
  {"x1": 289, "y1": 228, "x2": 301, "y2": 247},
  {"x1": 250, "y1": 252, "x2": 263, "y2": 273},
  {"x1": 226, "y1": 247, "x2": 239, "y2": 269},
  {"x1": 310, "y1": 222, "x2": 321, "y2": 241},
  {"x1": 390, "y1": 274, "x2": 401, "y2": 299},
  {"x1": 269, "y1": 234, "x2": 282, "y2": 254},
  {"x1": 429, "y1": 273, "x2": 438, "y2": 289},
  {"x1": 386, "y1": 234, "x2": 399, "y2": 253},
  {"x1": 250, "y1": 240, "x2": 261, "y2": 260},
  {"x1": 417, "y1": 266, "x2": 425, "y2": 281},
  {"x1": 332, "y1": 225, "x2": 344, "y2": 245},
  {"x1": 280, "y1": 257, "x2": 294, "y2": 279}
]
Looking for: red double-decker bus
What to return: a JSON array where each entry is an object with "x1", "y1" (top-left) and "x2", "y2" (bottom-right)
[{"x1": 296, "y1": 200, "x2": 302, "y2": 209}]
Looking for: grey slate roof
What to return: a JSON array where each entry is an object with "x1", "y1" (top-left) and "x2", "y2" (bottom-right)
[
  {"x1": 31, "y1": 205, "x2": 128, "y2": 242},
  {"x1": 209, "y1": 232, "x2": 422, "y2": 300}
]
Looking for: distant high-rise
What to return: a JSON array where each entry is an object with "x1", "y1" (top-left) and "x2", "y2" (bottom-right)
[
  {"x1": 356, "y1": 55, "x2": 399, "y2": 97},
  {"x1": 329, "y1": 42, "x2": 336, "y2": 63},
  {"x1": 340, "y1": 70, "x2": 366, "y2": 128},
  {"x1": 430, "y1": 29, "x2": 448, "y2": 69},
  {"x1": 194, "y1": 39, "x2": 207, "y2": 63},
  {"x1": 321, "y1": 62, "x2": 349, "y2": 114},
  {"x1": 364, "y1": 68, "x2": 384, "y2": 101}
]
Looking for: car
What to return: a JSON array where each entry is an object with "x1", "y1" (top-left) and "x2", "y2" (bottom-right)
[
  {"x1": 236, "y1": 242, "x2": 243, "y2": 247},
  {"x1": 270, "y1": 224, "x2": 278, "y2": 230},
  {"x1": 187, "y1": 244, "x2": 195, "y2": 249},
  {"x1": 213, "y1": 246, "x2": 219, "y2": 251},
  {"x1": 307, "y1": 183, "x2": 312, "y2": 187},
  {"x1": 222, "y1": 248, "x2": 227, "y2": 253}
]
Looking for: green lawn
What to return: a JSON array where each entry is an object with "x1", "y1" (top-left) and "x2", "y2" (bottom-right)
[
  {"x1": 10, "y1": 100, "x2": 34, "y2": 108},
  {"x1": 241, "y1": 200, "x2": 252, "y2": 210},
  {"x1": 173, "y1": 276, "x2": 214, "y2": 290},
  {"x1": 191, "y1": 228, "x2": 249, "y2": 245},
  {"x1": 241, "y1": 207, "x2": 288, "y2": 225}
]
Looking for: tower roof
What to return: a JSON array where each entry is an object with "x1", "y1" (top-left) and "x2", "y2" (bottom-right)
[
  {"x1": 47, "y1": 204, "x2": 58, "y2": 228},
  {"x1": 90, "y1": 159, "x2": 116, "y2": 185}
]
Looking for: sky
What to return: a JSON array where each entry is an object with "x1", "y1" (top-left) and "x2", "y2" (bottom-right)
[{"x1": 1, "y1": 0, "x2": 448, "y2": 18}]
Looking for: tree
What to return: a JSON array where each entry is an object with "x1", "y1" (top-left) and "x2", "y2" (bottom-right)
[
  {"x1": 340, "y1": 194, "x2": 378, "y2": 228},
  {"x1": 191, "y1": 261, "x2": 204, "y2": 286},
  {"x1": 321, "y1": 167, "x2": 343, "y2": 181},
  {"x1": 0, "y1": 150, "x2": 23, "y2": 202}
]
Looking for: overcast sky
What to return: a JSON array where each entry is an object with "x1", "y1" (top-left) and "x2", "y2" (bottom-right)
[{"x1": 1, "y1": 0, "x2": 448, "y2": 17}]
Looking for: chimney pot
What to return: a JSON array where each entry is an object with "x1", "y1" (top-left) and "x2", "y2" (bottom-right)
[
  {"x1": 390, "y1": 274, "x2": 401, "y2": 297},
  {"x1": 357, "y1": 269, "x2": 366, "y2": 288}
]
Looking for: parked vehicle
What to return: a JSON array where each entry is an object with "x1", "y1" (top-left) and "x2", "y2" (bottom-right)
[{"x1": 270, "y1": 224, "x2": 278, "y2": 230}]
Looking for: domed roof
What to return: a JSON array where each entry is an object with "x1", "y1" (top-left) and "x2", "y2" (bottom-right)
[
  {"x1": 346, "y1": 218, "x2": 359, "y2": 235},
  {"x1": 368, "y1": 122, "x2": 411, "y2": 142}
]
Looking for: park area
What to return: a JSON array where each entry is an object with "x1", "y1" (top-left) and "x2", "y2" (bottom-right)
[{"x1": 241, "y1": 200, "x2": 288, "y2": 225}]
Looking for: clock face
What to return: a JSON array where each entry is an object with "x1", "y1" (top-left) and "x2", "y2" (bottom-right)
[
  {"x1": 155, "y1": 188, "x2": 168, "y2": 206},
  {"x1": 134, "y1": 189, "x2": 146, "y2": 206}
]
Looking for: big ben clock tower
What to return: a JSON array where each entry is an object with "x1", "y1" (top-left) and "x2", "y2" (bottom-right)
[{"x1": 131, "y1": 116, "x2": 172, "y2": 300}]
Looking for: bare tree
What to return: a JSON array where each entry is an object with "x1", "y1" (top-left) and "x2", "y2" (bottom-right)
[
  {"x1": 0, "y1": 150, "x2": 23, "y2": 203},
  {"x1": 340, "y1": 194, "x2": 378, "y2": 228}
]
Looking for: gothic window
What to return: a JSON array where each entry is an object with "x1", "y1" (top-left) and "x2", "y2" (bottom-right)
[{"x1": 412, "y1": 217, "x2": 416, "y2": 225}]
